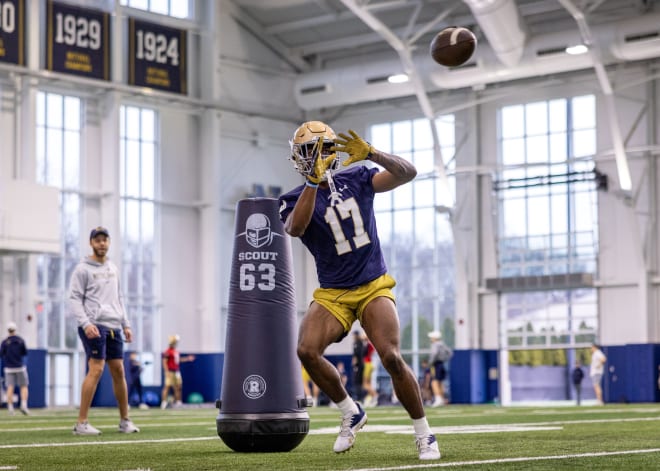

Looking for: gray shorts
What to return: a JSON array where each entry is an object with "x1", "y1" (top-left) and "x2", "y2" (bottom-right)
[
  {"x1": 590, "y1": 373, "x2": 603, "y2": 385},
  {"x1": 3, "y1": 367, "x2": 29, "y2": 387}
]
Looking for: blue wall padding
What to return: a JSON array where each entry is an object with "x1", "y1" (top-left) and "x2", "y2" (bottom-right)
[
  {"x1": 602, "y1": 344, "x2": 660, "y2": 403},
  {"x1": 1, "y1": 349, "x2": 47, "y2": 408},
  {"x1": 20, "y1": 343, "x2": 660, "y2": 408},
  {"x1": 90, "y1": 352, "x2": 225, "y2": 407},
  {"x1": 450, "y1": 349, "x2": 498, "y2": 404},
  {"x1": 26, "y1": 349, "x2": 47, "y2": 408},
  {"x1": 180, "y1": 353, "x2": 224, "y2": 403}
]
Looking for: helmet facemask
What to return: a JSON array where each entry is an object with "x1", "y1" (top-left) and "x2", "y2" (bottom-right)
[{"x1": 290, "y1": 121, "x2": 341, "y2": 182}]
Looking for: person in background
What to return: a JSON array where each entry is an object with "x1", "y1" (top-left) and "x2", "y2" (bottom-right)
[
  {"x1": 419, "y1": 359, "x2": 433, "y2": 406},
  {"x1": 327, "y1": 362, "x2": 350, "y2": 408},
  {"x1": 68, "y1": 226, "x2": 140, "y2": 435},
  {"x1": 351, "y1": 331, "x2": 365, "y2": 401},
  {"x1": 361, "y1": 334, "x2": 378, "y2": 407},
  {"x1": 589, "y1": 343, "x2": 607, "y2": 405},
  {"x1": 279, "y1": 121, "x2": 440, "y2": 460},
  {"x1": 428, "y1": 331, "x2": 452, "y2": 407},
  {"x1": 571, "y1": 360, "x2": 585, "y2": 406},
  {"x1": 161, "y1": 335, "x2": 195, "y2": 409},
  {"x1": 0, "y1": 322, "x2": 30, "y2": 415},
  {"x1": 128, "y1": 352, "x2": 149, "y2": 410},
  {"x1": 302, "y1": 364, "x2": 321, "y2": 407},
  {"x1": 336, "y1": 361, "x2": 348, "y2": 388}
]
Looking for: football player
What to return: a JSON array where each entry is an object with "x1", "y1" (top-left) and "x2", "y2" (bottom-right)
[{"x1": 279, "y1": 121, "x2": 440, "y2": 460}]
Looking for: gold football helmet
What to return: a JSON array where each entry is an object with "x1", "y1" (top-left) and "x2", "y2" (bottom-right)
[{"x1": 289, "y1": 121, "x2": 341, "y2": 180}]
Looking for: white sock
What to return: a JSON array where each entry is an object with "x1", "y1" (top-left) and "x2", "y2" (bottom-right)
[
  {"x1": 336, "y1": 397, "x2": 359, "y2": 417},
  {"x1": 413, "y1": 417, "x2": 432, "y2": 436},
  {"x1": 20, "y1": 401, "x2": 27, "y2": 409}
]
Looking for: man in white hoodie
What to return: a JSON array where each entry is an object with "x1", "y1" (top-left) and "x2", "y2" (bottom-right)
[{"x1": 68, "y1": 226, "x2": 139, "y2": 435}]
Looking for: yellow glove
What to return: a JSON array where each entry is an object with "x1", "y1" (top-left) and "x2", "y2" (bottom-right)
[
  {"x1": 331, "y1": 130, "x2": 375, "y2": 166},
  {"x1": 306, "y1": 136, "x2": 337, "y2": 184}
]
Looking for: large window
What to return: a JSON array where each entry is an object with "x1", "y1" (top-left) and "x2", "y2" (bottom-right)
[
  {"x1": 498, "y1": 96, "x2": 598, "y2": 277},
  {"x1": 35, "y1": 92, "x2": 82, "y2": 351},
  {"x1": 119, "y1": 105, "x2": 159, "y2": 384},
  {"x1": 120, "y1": 0, "x2": 191, "y2": 19},
  {"x1": 497, "y1": 96, "x2": 598, "y2": 351},
  {"x1": 370, "y1": 116, "x2": 456, "y2": 360}
]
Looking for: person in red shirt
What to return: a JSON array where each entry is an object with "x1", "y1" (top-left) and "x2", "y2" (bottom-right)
[
  {"x1": 160, "y1": 335, "x2": 195, "y2": 409},
  {"x1": 361, "y1": 334, "x2": 378, "y2": 407}
]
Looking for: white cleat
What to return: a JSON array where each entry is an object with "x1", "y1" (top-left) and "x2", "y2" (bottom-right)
[
  {"x1": 333, "y1": 403, "x2": 368, "y2": 453},
  {"x1": 118, "y1": 419, "x2": 140, "y2": 433},
  {"x1": 416, "y1": 434, "x2": 441, "y2": 460},
  {"x1": 73, "y1": 422, "x2": 102, "y2": 435}
]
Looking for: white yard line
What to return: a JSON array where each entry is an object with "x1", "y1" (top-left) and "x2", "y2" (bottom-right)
[
  {"x1": 311, "y1": 415, "x2": 660, "y2": 435},
  {"x1": 0, "y1": 437, "x2": 217, "y2": 449},
  {"x1": 0, "y1": 421, "x2": 212, "y2": 432},
  {"x1": 311, "y1": 424, "x2": 563, "y2": 435},
  {"x1": 2, "y1": 414, "x2": 660, "y2": 436},
  {"x1": 4, "y1": 445, "x2": 659, "y2": 471},
  {"x1": 349, "y1": 448, "x2": 660, "y2": 470}
]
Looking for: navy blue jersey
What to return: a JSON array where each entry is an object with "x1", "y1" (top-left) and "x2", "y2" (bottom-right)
[
  {"x1": 0, "y1": 335, "x2": 27, "y2": 368},
  {"x1": 279, "y1": 165, "x2": 387, "y2": 288}
]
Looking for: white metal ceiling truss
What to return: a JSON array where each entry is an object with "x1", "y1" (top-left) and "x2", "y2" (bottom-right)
[
  {"x1": 225, "y1": 0, "x2": 312, "y2": 72},
  {"x1": 338, "y1": 0, "x2": 454, "y2": 205},
  {"x1": 559, "y1": 0, "x2": 633, "y2": 193}
]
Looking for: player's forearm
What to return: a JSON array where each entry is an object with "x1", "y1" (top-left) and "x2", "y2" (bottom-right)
[
  {"x1": 369, "y1": 149, "x2": 417, "y2": 182},
  {"x1": 284, "y1": 186, "x2": 317, "y2": 237}
]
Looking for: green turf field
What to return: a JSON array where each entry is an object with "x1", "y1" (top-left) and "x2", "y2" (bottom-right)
[{"x1": 1, "y1": 403, "x2": 659, "y2": 470}]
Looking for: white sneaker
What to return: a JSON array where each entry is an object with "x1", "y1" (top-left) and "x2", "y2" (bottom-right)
[
  {"x1": 160, "y1": 401, "x2": 168, "y2": 410},
  {"x1": 138, "y1": 403, "x2": 150, "y2": 410},
  {"x1": 19, "y1": 407, "x2": 29, "y2": 415},
  {"x1": 416, "y1": 434, "x2": 441, "y2": 460},
  {"x1": 119, "y1": 419, "x2": 140, "y2": 433},
  {"x1": 431, "y1": 398, "x2": 444, "y2": 407},
  {"x1": 333, "y1": 403, "x2": 367, "y2": 453},
  {"x1": 73, "y1": 421, "x2": 102, "y2": 435}
]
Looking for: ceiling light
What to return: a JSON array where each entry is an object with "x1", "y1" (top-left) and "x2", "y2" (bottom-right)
[
  {"x1": 565, "y1": 44, "x2": 588, "y2": 55},
  {"x1": 387, "y1": 74, "x2": 409, "y2": 84}
]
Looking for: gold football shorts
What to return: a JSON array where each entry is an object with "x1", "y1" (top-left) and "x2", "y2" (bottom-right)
[
  {"x1": 164, "y1": 371, "x2": 182, "y2": 387},
  {"x1": 312, "y1": 273, "x2": 396, "y2": 333}
]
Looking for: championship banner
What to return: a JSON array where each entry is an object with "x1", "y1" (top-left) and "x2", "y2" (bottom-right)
[
  {"x1": 128, "y1": 18, "x2": 187, "y2": 95},
  {"x1": 0, "y1": 0, "x2": 25, "y2": 65},
  {"x1": 46, "y1": 0, "x2": 110, "y2": 80}
]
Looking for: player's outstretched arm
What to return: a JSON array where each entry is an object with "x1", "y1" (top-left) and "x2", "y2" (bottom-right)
[
  {"x1": 369, "y1": 148, "x2": 417, "y2": 193},
  {"x1": 331, "y1": 129, "x2": 416, "y2": 192}
]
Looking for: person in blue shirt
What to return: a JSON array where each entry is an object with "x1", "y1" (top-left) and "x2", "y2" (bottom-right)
[
  {"x1": 279, "y1": 121, "x2": 440, "y2": 460},
  {"x1": 571, "y1": 360, "x2": 585, "y2": 406},
  {"x1": 1, "y1": 322, "x2": 29, "y2": 415},
  {"x1": 128, "y1": 352, "x2": 150, "y2": 409}
]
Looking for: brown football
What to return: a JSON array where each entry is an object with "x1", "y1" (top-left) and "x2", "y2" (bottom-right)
[{"x1": 430, "y1": 26, "x2": 477, "y2": 67}]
